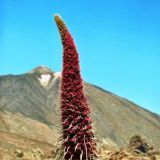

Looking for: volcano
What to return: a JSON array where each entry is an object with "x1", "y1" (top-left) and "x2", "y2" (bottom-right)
[{"x1": 0, "y1": 66, "x2": 160, "y2": 159}]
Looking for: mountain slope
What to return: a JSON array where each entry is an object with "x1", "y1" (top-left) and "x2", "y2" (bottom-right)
[{"x1": 0, "y1": 66, "x2": 160, "y2": 153}]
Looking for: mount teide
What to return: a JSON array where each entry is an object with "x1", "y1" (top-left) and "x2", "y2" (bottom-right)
[{"x1": 0, "y1": 66, "x2": 160, "y2": 154}]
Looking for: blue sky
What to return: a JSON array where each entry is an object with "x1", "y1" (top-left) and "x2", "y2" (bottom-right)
[{"x1": 1, "y1": 0, "x2": 160, "y2": 114}]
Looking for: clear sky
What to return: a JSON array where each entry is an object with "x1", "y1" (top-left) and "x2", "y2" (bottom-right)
[{"x1": 0, "y1": 0, "x2": 160, "y2": 114}]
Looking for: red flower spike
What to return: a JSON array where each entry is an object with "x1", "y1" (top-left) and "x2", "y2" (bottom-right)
[{"x1": 54, "y1": 15, "x2": 98, "y2": 160}]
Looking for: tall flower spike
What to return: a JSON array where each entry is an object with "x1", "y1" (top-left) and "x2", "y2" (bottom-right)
[{"x1": 54, "y1": 15, "x2": 98, "y2": 160}]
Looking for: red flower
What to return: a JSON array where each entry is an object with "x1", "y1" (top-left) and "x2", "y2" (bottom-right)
[{"x1": 54, "y1": 15, "x2": 97, "y2": 160}]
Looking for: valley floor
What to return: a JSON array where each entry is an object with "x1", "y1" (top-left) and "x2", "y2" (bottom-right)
[{"x1": 1, "y1": 132, "x2": 160, "y2": 160}]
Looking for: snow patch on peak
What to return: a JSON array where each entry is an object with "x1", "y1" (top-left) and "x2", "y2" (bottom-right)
[
  {"x1": 38, "y1": 72, "x2": 61, "y2": 86},
  {"x1": 38, "y1": 74, "x2": 52, "y2": 86},
  {"x1": 54, "y1": 72, "x2": 61, "y2": 78}
]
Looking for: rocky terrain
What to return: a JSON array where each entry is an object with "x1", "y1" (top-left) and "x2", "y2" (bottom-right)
[{"x1": 0, "y1": 66, "x2": 160, "y2": 159}]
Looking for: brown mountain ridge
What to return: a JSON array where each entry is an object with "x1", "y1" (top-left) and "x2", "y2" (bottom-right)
[{"x1": 0, "y1": 66, "x2": 160, "y2": 159}]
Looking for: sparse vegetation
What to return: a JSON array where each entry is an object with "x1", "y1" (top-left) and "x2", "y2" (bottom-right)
[{"x1": 0, "y1": 136, "x2": 159, "y2": 160}]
